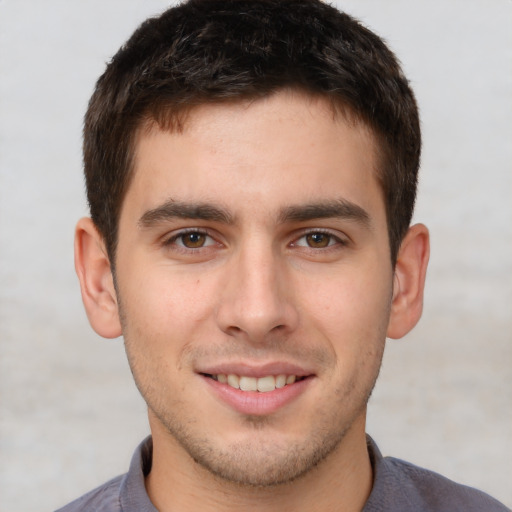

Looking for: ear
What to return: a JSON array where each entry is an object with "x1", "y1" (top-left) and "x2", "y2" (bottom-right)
[
  {"x1": 74, "y1": 217, "x2": 122, "y2": 338},
  {"x1": 387, "y1": 223, "x2": 430, "y2": 339}
]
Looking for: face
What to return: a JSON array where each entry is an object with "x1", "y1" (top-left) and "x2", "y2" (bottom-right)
[{"x1": 114, "y1": 91, "x2": 394, "y2": 486}]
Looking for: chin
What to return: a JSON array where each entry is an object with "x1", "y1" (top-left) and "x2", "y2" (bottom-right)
[{"x1": 168, "y1": 417, "x2": 351, "y2": 487}]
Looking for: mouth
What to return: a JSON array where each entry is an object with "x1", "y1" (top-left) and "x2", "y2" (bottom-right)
[
  {"x1": 199, "y1": 367, "x2": 315, "y2": 416},
  {"x1": 202, "y1": 373, "x2": 307, "y2": 393}
]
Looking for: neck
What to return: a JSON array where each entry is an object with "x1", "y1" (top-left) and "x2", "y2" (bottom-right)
[{"x1": 145, "y1": 414, "x2": 373, "y2": 512}]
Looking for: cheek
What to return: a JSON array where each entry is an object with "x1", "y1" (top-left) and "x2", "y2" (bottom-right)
[
  {"x1": 137, "y1": 262, "x2": 211, "y2": 309},
  {"x1": 118, "y1": 271, "x2": 212, "y2": 393},
  {"x1": 118, "y1": 268, "x2": 226, "y2": 407},
  {"x1": 298, "y1": 261, "x2": 393, "y2": 353}
]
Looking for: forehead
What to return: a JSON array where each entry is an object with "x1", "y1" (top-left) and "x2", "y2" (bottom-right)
[{"x1": 126, "y1": 91, "x2": 383, "y2": 223}]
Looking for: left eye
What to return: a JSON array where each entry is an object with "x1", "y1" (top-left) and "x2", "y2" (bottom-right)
[
  {"x1": 294, "y1": 232, "x2": 338, "y2": 248},
  {"x1": 173, "y1": 231, "x2": 215, "y2": 249}
]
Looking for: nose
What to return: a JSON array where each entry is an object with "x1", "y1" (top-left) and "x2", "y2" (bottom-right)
[{"x1": 215, "y1": 241, "x2": 299, "y2": 344}]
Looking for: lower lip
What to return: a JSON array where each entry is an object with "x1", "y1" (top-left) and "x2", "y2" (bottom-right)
[{"x1": 202, "y1": 375, "x2": 313, "y2": 416}]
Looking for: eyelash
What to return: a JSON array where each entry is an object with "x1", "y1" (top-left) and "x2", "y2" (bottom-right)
[
  {"x1": 162, "y1": 228, "x2": 348, "y2": 252},
  {"x1": 291, "y1": 229, "x2": 348, "y2": 250},
  {"x1": 163, "y1": 228, "x2": 218, "y2": 251}
]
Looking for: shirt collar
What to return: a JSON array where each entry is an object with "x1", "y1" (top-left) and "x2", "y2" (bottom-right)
[
  {"x1": 119, "y1": 436, "x2": 157, "y2": 512},
  {"x1": 119, "y1": 434, "x2": 395, "y2": 511}
]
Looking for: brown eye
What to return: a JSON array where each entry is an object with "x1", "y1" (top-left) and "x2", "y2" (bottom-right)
[
  {"x1": 305, "y1": 232, "x2": 332, "y2": 248},
  {"x1": 179, "y1": 232, "x2": 209, "y2": 248}
]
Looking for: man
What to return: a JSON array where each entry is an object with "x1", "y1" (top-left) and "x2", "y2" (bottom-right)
[{"x1": 57, "y1": 1, "x2": 508, "y2": 510}]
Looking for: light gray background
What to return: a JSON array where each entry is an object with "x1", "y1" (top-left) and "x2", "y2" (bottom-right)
[{"x1": 0, "y1": 1, "x2": 511, "y2": 511}]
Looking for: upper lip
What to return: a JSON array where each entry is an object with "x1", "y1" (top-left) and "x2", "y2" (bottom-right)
[{"x1": 196, "y1": 361, "x2": 315, "y2": 378}]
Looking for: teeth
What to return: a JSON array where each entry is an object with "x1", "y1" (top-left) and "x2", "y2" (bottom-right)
[
  {"x1": 275, "y1": 374, "x2": 287, "y2": 388},
  {"x1": 214, "y1": 373, "x2": 299, "y2": 392},
  {"x1": 286, "y1": 375, "x2": 296, "y2": 385},
  {"x1": 257, "y1": 375, "x2": 275, "y2": 392},
  {"x1": 227, "y1": 374, "x2": 239, "y2": 388},
  {"x1": 239, "y1": 376, "x2": 258, "y2": 391}
]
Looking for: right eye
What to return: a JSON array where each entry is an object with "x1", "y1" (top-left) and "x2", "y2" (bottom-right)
[
  {"x1": 165, "y1": 230, "x2": 216, "y2": 250},
  {"x1": 296, "y1": 232, "x2": 337, "y2": 248}
]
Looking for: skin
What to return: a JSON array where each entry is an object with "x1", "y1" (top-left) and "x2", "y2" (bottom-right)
[{"x1": 75, "y1": 91, "x2": 429, "y2": 512}]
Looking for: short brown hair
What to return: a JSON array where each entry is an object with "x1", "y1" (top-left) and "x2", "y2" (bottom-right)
[{"x1": 84, "y1": 0, "x2": 421, "y2": 264}]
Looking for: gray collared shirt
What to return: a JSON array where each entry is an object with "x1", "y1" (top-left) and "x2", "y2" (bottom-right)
[{"x1": 56, "y1": 436, "x2": 510, "y2": 511}]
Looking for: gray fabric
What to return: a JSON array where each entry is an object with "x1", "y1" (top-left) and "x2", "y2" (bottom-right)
[
  {"x1": 56, "y1": 436, "x2": 510, "y2": 511},
  {"x1": 55, "y1": 437, "x2": 156, "y2": 512}
]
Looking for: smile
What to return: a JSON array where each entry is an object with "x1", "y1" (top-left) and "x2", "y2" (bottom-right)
[
  {"x1": 208, "y1": 374, "x2": 301, "y2": 392},
  {"x1": 202, "y1": 371, "x2": 313, "y2": 415}
]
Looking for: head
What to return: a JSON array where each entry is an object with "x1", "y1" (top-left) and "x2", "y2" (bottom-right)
[
  {"x1": 76, "y1": 0, "x2": 429, "y2": 497},
  {"x1": 84, "y1": 0, "x2": 420, "y2": 267}
]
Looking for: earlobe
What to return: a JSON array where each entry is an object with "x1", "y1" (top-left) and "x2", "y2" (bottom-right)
[
  {"x1": 387, "y1": 223, "x2": 430, "y2": 339},
  {"x1": 74, "y1": 217, "x2": 122, "y2": 339}
]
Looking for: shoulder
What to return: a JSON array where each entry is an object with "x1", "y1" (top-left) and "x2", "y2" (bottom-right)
[
  {"x1": 365, "y1": 437, "x2": 510, "y2": 512},
  {"x1": 386, "y1": 457, "x2": 509, "y2": 511},
  {"x1": 54, "y1": 474, "x2": 124, "y2": 512},
  {"x1": 54, "y1": 437, "x2": 155, "y2": 512}
]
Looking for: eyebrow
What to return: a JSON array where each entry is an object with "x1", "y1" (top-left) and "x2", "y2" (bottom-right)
[
  {"x1": 278, "y1": 199, "x2": 371, "y2": 227},
  {"x1": 138, "y1": 199, "x2": 234, "y2": 228},
  {"x1": 138, "y1": 198, "x2": 371, "y2": 229}
]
